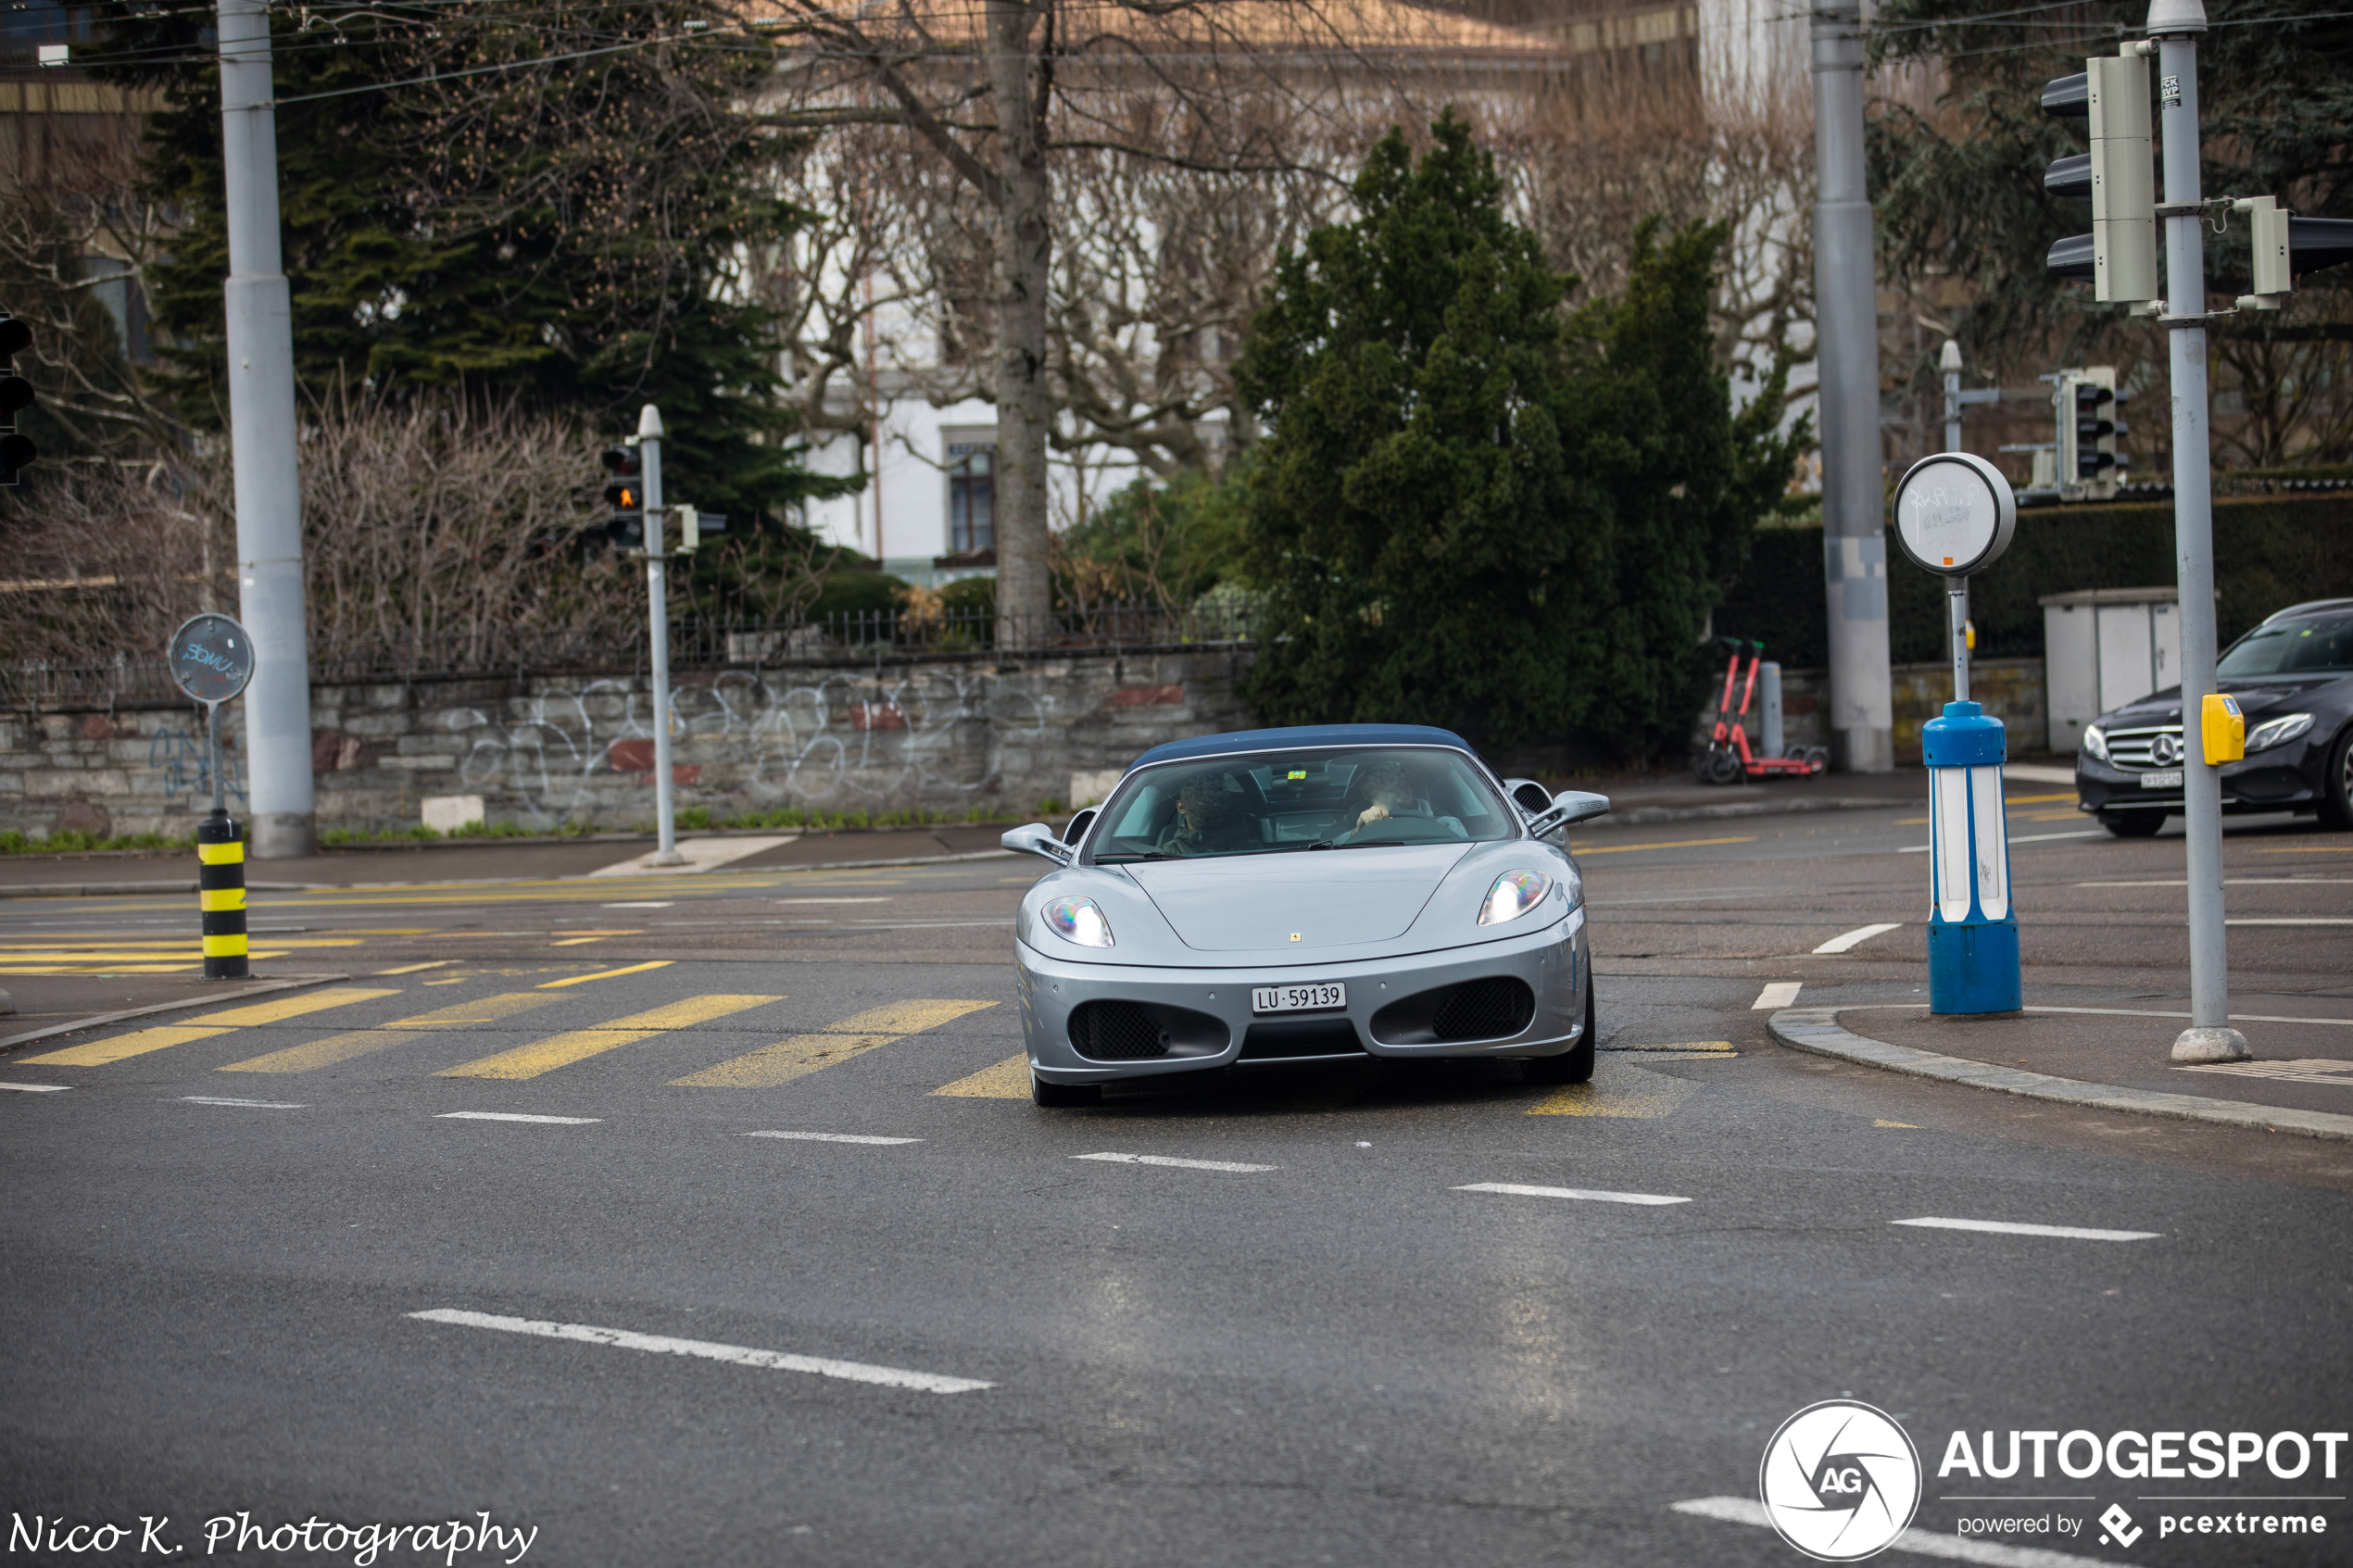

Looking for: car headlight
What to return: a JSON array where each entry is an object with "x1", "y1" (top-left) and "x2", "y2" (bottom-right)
[
  {"x1": 2082, "y1": 724, "x2": 2108, "y2": 762},
  {"x1": 1043, "y1": 896, "x2": 1114, "y2": 947},
  {"x1": 2245, "y1": 712, "x2": 2314, "y2": 753},
  {"x1": 1478, "y1": 870, "x2": 1551, "y2": 926}
]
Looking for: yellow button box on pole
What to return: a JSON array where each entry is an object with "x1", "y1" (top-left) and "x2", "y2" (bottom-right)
[{"x1": 2200, "y1": 693, "x2": 2244, "y2": 764}]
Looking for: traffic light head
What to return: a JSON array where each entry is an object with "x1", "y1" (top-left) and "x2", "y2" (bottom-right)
[
  {"x1": 600, "y1": 444, "x2": 644, "y2": 519},
  {"x1": 2042, "y1": 51, "x2": 2157, "y2": 305},
  {"x1": 2233, "y1": 198, "x2": 2353, "y2": 310},
  {"x1": 0, "y1": 312, "x2": 35, "y2": 486},
  {"x1": 2051, "y1": 367, "x2": 2123, "y2": 499}
]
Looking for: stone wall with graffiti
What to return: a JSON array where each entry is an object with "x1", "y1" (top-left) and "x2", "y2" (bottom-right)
[{"x1": 0, "y1": 648, "x2": 1256, "y2": 839}]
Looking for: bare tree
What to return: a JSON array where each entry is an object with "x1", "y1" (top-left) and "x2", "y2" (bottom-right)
[{"x1": 734, "y1": 0, "x2": 1561, "y2": 645}]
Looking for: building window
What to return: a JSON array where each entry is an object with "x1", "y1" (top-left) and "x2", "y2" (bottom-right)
[{"x1": 948, "y1": 442, "x2": 995, "y2": 554}]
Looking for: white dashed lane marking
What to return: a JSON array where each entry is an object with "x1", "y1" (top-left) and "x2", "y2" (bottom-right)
[
  {"x1": 182, "y1": 1096, "x2": 305, "y2": 1109},
  {"x1": 1455, "y1": 1182, "x2": 1691, "y2": 1207},
  {"x1": 1, "y1": 1083, "x2": 70, "y2": 1093},
  {"x1": 436, "y1": 1110, "x2": 602, "y2": 1125},
  {"x1": 408, "y1": 1308, "x2": 991, "y2": 1394},
  {"x1": 1753, "y1": 981, "x2": 1803, "y2": 1010},
  {"x1": 1073, "y1": 1152, "x2": 1277, "y2": 1173},
  {"x1": 1892, "y1": 1216, "x2": 2160, "y2": 1243},
  {"x1": 1672, "y1": 1496, "x2": 2110, "y2": 1566},
  {"x1": 744, "y1": 1131, "x2": 922, "y2": 1146}
]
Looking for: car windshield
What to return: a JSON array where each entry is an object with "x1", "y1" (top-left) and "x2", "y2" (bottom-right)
[
  {"x1": 2217, "y1": 611, "x2": 2353, "y2": 679},
  {"x1": 1088, "y1": 746, "x2": 1515, "y2": 862}
]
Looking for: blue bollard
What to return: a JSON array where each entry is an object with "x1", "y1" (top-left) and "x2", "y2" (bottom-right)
[{"x1": 1923, "y1": 701, "x2": 2020, "y2": 1014}]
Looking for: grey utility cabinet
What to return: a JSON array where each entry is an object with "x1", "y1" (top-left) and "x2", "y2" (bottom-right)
[{"x1": 2039, "y1": 587, "x2": 2181, "y2": 756}]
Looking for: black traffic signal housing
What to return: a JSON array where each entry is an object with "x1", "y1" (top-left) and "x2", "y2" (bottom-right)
[
  {"x1": 2233, "y1": 196, "x2": 2353, "y2": 310},
  {"x1": 2042, "y1": 51, "x2": 2157, "y2": 305},
  {"x1": 600, "y1": 443, "x2": 645, "y2": 551},
  {"x1": 0, "y1": 313, "x2": 38, "y2": 486},
  {"x1": 2053, "y1": 367, "x2": 2123, "y2": 502}
]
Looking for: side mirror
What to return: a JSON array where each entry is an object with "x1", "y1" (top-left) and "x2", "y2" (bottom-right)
[
  {"x1": 1504, "y1": 778, "x2": 1553, "y2": 815},
  {"x1": 1064, "y1": 807, "x2": 1100, "y2": 847},
  {"x1": 1000, "y1": 822, "x2": 1073, "y2": 864},
  {"x1": 1526, "y1": 789, "x2": 1609, "y2": 837}
]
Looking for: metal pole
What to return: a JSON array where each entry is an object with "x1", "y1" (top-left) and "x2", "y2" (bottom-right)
[
  {"x1": 639, "y1": 403, "x2": 684, "y2": 867},
  {"x1": 1941, "y1": 339, "x2": 1964, "y2": 453},
  {"x1": 207, "y1": 699, "x2": 226, "y2": 816},
  {"x1": 2149, "y1": 0, "x2": 2246, "y2": 1063},
  {"x1": 217, "y1": 0, "x2": 313, "y2": 859},
  {"x1": 1811, "y1": 0, "x2": 1894, "y2": 773},
  {"x1": 1948, "y1": 583, "x2": 1970, "y2": 704}
]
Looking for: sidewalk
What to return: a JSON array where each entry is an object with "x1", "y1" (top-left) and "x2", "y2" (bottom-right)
[{"x1": 1772, "y1": 997, "x2": 2353, "y2": 1140}]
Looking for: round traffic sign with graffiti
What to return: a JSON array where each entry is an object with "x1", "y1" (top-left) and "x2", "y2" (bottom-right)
[{"x1": 168, "y1": 612, "x2": 256, "y2": 705}]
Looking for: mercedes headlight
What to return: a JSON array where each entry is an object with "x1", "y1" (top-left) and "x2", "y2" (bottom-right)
[
  {"x1": 1478, "y1": 870, "x2": 1551, "y2": 926},
  {"x1": 1043, "y1": 896, "x2": 1114, "y2": 947},
  {"x1": 2082, "y1": 724, "x2": 2108, "y2": 762},
  {"x1": 2245, "y1": 712, "x2": 2314, "y2": 753}
]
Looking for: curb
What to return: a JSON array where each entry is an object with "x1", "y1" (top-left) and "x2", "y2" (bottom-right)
[
  {"x1": 1768, "y1": 1007, "x2": 2353, "y2": 1143},
  {"x1": 0, "y1": 880, "x2": 321, "y2": 899},
  {"x1": 0, "y1": 851, "x2": 1022, "y2": 897},
  {"x1": 0, "y1": 972, "x2": 352, "y2": 1056}
]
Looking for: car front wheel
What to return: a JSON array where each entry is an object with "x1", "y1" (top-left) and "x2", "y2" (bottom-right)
[
  {"x1": 2322, "y1": 726, "x2": 2353, "y2": 831},
  {"x1": 1524, "y1": 985, "x2": 1597, "y2": 1085}
]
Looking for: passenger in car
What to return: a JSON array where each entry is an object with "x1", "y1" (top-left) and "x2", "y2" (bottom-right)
[{"x1": 1156, "y1": 776, "x2": 1257, "y2": 856}]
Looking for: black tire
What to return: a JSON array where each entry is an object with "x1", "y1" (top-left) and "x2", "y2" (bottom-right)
[
  {"x1": 1690, "y1": 747, "x2": 1716, "y2": 784},
  {"x1": 1524, "y1": 985, "x2": 1597, "y2": 1085},
  {"x1": 1031, "y1": 1073, "x2": 1101, "y2": 1108},
  {"x1": 2322, "y1": 726, "x2": 2353, "y2": 831},
  {"x1": 2099, "y1": 811, "x2": 2165, "y2": 838},
  {"x1": 1705, "y1": 746, "x2": 1743, "y2": 786}
]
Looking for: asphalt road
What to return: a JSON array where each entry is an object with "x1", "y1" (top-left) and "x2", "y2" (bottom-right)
[{"x1": 4, "y1": 797, "x2": 2350, "y2": 1566}]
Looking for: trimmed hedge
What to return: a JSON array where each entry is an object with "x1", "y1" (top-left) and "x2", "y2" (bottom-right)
[{"x1": 1716, "y1": 493, "x2": 2353, "y2": 669}]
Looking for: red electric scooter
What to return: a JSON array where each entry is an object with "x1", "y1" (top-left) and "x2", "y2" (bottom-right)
[{"x1": 1692, "y1": 640, "x2": 1829, "y2": 784}]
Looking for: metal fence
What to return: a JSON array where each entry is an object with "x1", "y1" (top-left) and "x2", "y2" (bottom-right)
[{"x1": 0, "y1": 598, "x2": 1261, "y2": 709}]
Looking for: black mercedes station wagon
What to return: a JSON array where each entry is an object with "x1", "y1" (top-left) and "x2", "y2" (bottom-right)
[{"x1": 2075, "y1": 598, "x2": 2353, "y2": 837}]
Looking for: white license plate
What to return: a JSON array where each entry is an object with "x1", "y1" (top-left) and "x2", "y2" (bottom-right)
[
  {"x1": 1252, "y1": 983, "x2": 1345, "y2": 1014},
  {"x1": 2139, "y1": 770, "x2": 2184, "y2": 789}
]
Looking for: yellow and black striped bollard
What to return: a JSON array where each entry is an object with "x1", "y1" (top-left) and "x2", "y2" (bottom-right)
[{"x1": 197, "y1": 810, "x2": 248, "y2": 980}]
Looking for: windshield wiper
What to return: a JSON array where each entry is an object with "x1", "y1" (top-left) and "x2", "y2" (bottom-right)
[{"x1": 1095, "y1": 851, "x2": 1178, "y2": 862}]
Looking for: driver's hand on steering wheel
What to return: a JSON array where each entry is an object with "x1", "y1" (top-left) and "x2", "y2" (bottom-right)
[{"x1": 1354, "y1": 802, "x2": 1391, "y2": 831}]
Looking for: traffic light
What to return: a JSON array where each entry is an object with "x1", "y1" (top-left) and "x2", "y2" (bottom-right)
[
  {"x1": 2042, "y1": 50, "x2": 2157, "y2": 305},
  {"x1": 600, "y1": 443, "x2": 644, "y2": 551},
  {"x1": 0, "y1": 313, "x2": 38, "y2": 486},
  {"x1": 2051, "y1": 367, "x2": 2125, "y2": 502},
  {"x1": 670, "y1": 508, "x2": 729, "y2": 554},
  {"x1": 2232, "y1": 196, "x2": 2353, "y2": 310}
]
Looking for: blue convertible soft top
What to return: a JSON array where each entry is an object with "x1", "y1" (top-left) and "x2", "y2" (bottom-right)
[{"x1": 1128, "y1": 723, "x2": 1477, "y2": 771}]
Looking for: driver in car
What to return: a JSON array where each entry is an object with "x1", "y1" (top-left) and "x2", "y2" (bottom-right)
[
  {"x1": 1337, "y1": 759, "x2": 1470, "y2": 843},
  {"x1": 1156, "y1": 776, "x2": 1256, "y2": 856}
]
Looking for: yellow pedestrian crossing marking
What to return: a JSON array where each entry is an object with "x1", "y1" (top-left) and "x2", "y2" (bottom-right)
[
  {"x1": 17, "y1": 987, "x2": 401, "y2": 1067},
  {"x1": 19, "y1": 1023, "x2": 235, "y2": 1064},
  {"x1": 1527, "y1": 1058, "x2": 1702, "y2": 1119},
  {"x1": 673, "y1": 1000, "x2": 998, "y2": 1088},
  {"x1": 440, "y1": 995, "x2": 784, "y2": 1080},
  {"x1": 932, "y1": 1052, "x2": 1032, "y2": 1099},
  {"x1": 221, "y1": 992, "x2": 560, "y2": 1073},
  {"x1": 537, "y1": 961, "x2": 673, "y2": 988}
]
